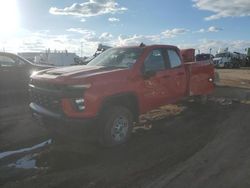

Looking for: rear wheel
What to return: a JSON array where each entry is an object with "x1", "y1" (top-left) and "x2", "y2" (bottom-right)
[{"x1": 98, "y1": 106, "x2": 133, "y2": 147}]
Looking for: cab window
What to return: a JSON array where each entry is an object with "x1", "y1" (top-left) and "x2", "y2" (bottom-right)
[
  {"x1": 144, "y1": 49, "x2": 166, "y2": 72},
  {"x1": 167, "y1": 50, "x2": 182, "y2": 68}
]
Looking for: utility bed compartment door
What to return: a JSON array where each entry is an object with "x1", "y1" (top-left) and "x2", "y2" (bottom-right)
[{"x1": 185, "y1": 62, "x2": 214, "y2": 96}]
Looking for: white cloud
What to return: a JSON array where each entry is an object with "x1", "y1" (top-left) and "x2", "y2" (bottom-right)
[
  {"x1": 67, "y1": 28, "x2": 95, "y2": 35},
  {"x1": 108, "y1": 17, "x2": 120, "y2": 22},
  {"x1": 196, "y1": 26, "x2": 222, "y2": 33},
  {"x1": 161, "y1": 28, "x2": 189, "y2": 38},
  {"x1": 193, "y1": 0, "x2": 250, "y2": 20},
  {"x1": 49, "y1": 0, "x2": 127, "y2": 19},
  {"x1": 80, "y1": 18, "x2": 86, "y2": 22},
  {"x1": 115, "y1": 33, "x2": 169, "y2": 46},
  {"x1": 1, "y1": 27, "x2": 248, "y2": 58},
  {"x1": 99, "y1": 32, "x2": 113, "y2": 40},
  {"x1": 0, "y1": 27, "x2": 189, "y2": 55},
  {"x1": 197, "y1": 28, "x2": 206, "y2": 33},
  {"x1": 0, "y1": 29, "x2": 98, "y2": 56},
  {"x1": 208, "y1": 26, "x2": 222, "y2": 32},
  {"x1": 178, "y1": 39, "x2": 250, "y2": 54}
]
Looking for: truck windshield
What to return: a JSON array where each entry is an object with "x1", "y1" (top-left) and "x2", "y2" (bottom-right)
[{"x1": 88, "y1": 48, "x2": 143, "y2": 69}]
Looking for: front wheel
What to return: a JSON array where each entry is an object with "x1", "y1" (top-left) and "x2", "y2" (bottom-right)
[{"x1": 98, "y1": 106, "x2": 133, "y2": 147}]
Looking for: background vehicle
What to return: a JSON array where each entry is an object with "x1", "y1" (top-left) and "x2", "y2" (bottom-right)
[
  {"x1": 181, "y1": 49, "x2": 213, "y2": 63},
  {"x1": 213, "y1": 48, "x2": 246, "y2": 68},
  {"x1": 29, "y1": 45, "x2": 215, "y2": 146},
  {"x1": 34, "y1": 50, "x2": 79, "y2": 66},
  {"x1": 0, "y1": 52, "x2": 53, "y2": 97},
  {"x1": 196, "y1": 53, "x2": 214, "y2": 62}
]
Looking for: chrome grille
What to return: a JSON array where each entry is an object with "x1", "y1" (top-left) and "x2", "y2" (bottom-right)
[{"x1": 29, "y1": 88, "x2": 62, "y2": 113}]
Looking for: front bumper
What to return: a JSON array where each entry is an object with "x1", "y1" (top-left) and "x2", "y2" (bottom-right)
[{"x1": 29, "y1": 102, "x2": 96, "y2": 125}]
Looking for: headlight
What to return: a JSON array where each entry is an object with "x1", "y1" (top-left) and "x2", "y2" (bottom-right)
[
  {"x1": 74, "y1": 98, "x2": 85, "y2": 111},
  {"x1": 63, "y1": 84, "x2": 91, "y2": 98}
]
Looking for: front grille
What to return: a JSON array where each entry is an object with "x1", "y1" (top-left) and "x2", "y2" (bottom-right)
[{"x1": 29, "y1": 87, "x2": 62, "y2": 114}]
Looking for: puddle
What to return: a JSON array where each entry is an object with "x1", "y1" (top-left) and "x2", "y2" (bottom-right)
[
  {"x1": 0, "y1": 139, "x2": 52, "y2": 160},
  {"x1": 8, "y1": 154, "x2": 37, "y2": 169}
]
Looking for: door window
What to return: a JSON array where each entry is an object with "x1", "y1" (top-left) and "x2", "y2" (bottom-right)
[
  {"x1": 0, "y1": 55, "x2": 15, "y2": 67},
  {"x1": 144, "y1": 49, "x2": 166, "y2": 72},
  {"x1": 167, "y1": 50, "x2": 182, "y2": 68}
]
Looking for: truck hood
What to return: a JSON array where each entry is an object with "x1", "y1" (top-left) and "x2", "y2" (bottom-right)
[{"x1": 35, "y1": 65, "x2": 126, "y2": 80}]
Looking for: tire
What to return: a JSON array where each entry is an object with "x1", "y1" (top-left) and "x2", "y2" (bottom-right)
[{"x1": 98, "y1": 106, "x2": 133, "y2": 147}]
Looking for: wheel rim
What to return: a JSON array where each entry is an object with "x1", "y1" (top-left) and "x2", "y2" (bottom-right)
[{"x1": 111, "y1": 115, "x2": 129, "y2": 142}]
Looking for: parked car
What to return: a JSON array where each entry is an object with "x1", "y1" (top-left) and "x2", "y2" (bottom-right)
[
  {"x1": 0, "y1": 52, "x2": 53, "y2": 97},
  {"x1": 29, "y1": 44, "x2": 215, "y2": 146},
  {"x1": 196, "y1": 53, "x2": 214, "y2": 62},
  {"x1": 213, "y1": 48, "x2": 244, "y2": 68}
]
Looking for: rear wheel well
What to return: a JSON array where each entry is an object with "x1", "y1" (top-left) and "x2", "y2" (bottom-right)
[{"x1": 99, "y1": 93, "x2": 139, "y2": 122}]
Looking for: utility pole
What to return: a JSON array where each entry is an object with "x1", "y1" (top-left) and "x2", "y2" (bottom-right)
[
  {"x1": 209, "y1": 48, "x2": 213, "y2": 60},
  {"x1": 80, "y1": 42, "x2": 83, "y2": 58}
]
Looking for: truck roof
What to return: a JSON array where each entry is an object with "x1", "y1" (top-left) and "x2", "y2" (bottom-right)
[{"x1": 114, "y1": 44, "x2": 179, "y2": 50}]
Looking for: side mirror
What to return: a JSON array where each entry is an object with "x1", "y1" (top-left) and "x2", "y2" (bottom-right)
[{"x1": 143, "y1": 70, "x2": 156, "y2": 79}]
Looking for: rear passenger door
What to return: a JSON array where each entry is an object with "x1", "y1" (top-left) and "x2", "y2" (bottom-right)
[{"x1": 164, "y1": 49, "x2": 187, "y2": 100}]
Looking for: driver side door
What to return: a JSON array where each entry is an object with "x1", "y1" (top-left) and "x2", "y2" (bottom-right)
[{"x1": 139, "y1": 48, "x2": 173, "y2": 113}]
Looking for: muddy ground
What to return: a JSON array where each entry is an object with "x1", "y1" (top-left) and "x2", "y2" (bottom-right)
[
  {"x1": 0, "y1": 68, "x2": 250, "y2": 188},
  {"x1": 216, "y1": 68, "x2": 250, "y2": 88}
]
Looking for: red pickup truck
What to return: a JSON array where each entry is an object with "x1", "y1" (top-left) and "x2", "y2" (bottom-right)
[{"x1": 29, "y1": 44, "x2": 215, "y2": 146}]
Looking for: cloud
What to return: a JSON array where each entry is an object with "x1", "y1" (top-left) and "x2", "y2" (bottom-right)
[
  {"x1": 193, "y1": 0, "x2": 250, "y2": 20},
  {"x1": 0, "y1": 29, "x2": 99, "y2": 56},
  {"x1": 67, "y1": 28, "x2": 95, "y2": 35},
  {"x1": 108, "y1": 17, "x2": 120, "y2": 22},
  {"x1": 161, "y1": 28, "x2": 189, "y2": 38},
  {"x1": 49, "y1": 0, "x2": 127, "y2": 19},
  {"x1": 2, "y1": 27, "x2": 248, "y2": 58},
  {"x1": 178, "y1": 39, "x2": 250, "y2": 54},
  {"x1": 80, "y1": 18, "x2": 86, "y2": 22},
  {"x1": 208, "y1": 26, "x2": 222, "y2": 32},
  {"x1": 94, "y1": 28, "x2": 188, "y2": 47},
  {"x1": 196, "y1": 26, "x2": 223, "y2": 33},
  {"x1": 99, "y1": 32, "x2": 113, "y2": 40},
  {"x1": 197, "y1": 28, "x2": 206, "y2": 33}
]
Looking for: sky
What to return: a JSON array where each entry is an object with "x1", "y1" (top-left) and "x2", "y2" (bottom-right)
[{"x1": 0, "y1": 0, "x2": 250, "y2": 56}]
